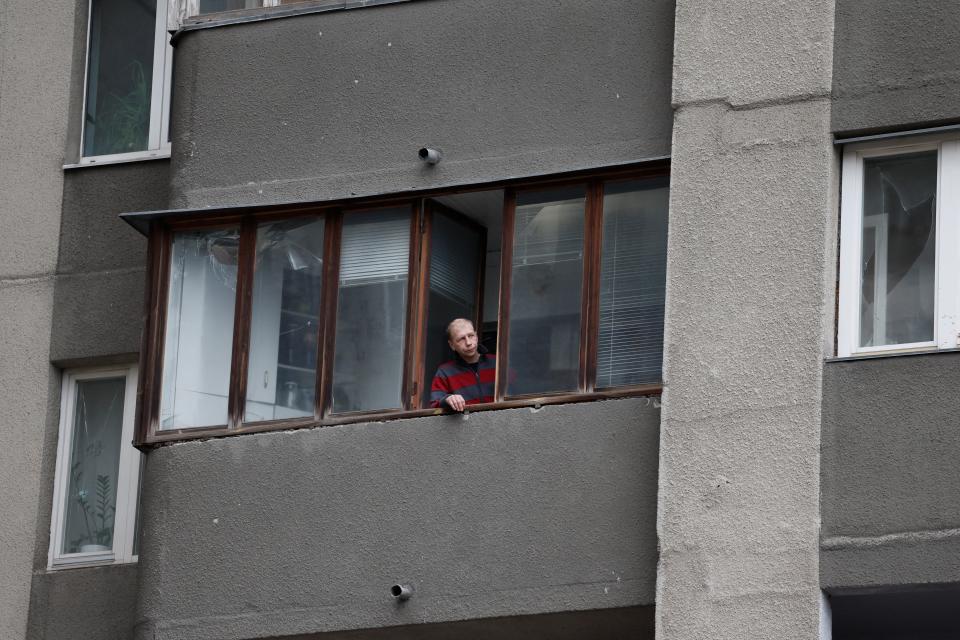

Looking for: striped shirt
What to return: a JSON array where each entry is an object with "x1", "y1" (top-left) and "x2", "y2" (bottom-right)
[{"x1": 429, "y1": 353, "x2": 496, "y2": 408}]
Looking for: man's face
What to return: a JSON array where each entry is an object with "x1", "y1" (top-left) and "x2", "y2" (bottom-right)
[{"x1": 448, "y1": 322, "x2": 479, "y2": 362}]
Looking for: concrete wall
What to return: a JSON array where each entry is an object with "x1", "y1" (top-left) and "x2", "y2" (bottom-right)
[
  {"x1": 51, "y1": 162, "x2": 168, "y2": 365},
  {"x1": 0, "y1": 287, "x2": 62, "y2": 640},
  {"x1": 821, "y1": 352, "x2": 960, "y2": 589},
  {"x1": 167, "y1": 0, "x2": 675, "y2": 209},
  {"x1": 658, "y1": 1, "x2": 838, "y2": 638},
  {"x1": 832, "y1": 0, "x2": 960, "y2": 134},
  {"x1": 11, "y1": 1, "x2": 169, "y2": 637},
  {"x1": 135, "y1": 398, "x2": 660, "y2": 639},
  {"x1": 26, "y1": 565, "x2": 139, "y2": 640},
  {"x1": 0, "y1": 0, "x2": 76, "y2": 636},
  {"x1": 22, "y1": 162, "x2": 168, "y2": 640}
]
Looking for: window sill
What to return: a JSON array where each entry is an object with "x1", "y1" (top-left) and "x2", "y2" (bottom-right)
[
  {"x1": 827, "y1": 346, "x2": 960, "y2": 364},
  {"x1": 138, "y1": 385, "x2": 662, "y2": 448},
  {"x1": 64, "y1": 149, "x2": 171, "y2": 170},
  {"x1": 48, "y1": 556, "x2": 138, "y2": 571}
]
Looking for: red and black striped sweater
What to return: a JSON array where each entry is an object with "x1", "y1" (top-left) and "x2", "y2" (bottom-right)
[{"x1": 429, "y1": 353, "x2": 496, "y2": 408}]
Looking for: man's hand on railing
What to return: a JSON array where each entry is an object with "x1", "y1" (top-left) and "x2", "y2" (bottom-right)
[{"x1": 445, "y1": 394, "x2": 466, "y2": 412}]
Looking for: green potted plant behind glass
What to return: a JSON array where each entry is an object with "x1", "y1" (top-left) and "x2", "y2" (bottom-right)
[{"x1": 70, "y1": 464, "x2": 115, "y2": 553}]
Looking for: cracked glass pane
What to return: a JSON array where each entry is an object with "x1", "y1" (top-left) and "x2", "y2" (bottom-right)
[
  {"x1": 160, "y1": 228, "x2": 239, "y2": 429},
  {"x1": 860, "y1": 152, "x2": 937, "y2": 347},
  {"x1": 245, "y1": 218, "x2": 325, "y2": 422},
  {"x1": 63, "y1": 378, "x2": 125, "y2": 555}
]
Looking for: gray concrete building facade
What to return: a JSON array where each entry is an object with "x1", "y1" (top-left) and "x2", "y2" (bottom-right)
[{"x1": 2, "y1": 0, "x2": 960, "y2": 638}]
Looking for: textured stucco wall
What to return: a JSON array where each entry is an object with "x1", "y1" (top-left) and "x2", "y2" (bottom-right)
[
  {"x1": 0, "y1": 285, "x2": 61, "y2": 640},
  {"x1": 821, "y1": 352, "x2": 960, "y2": 589},
  {"x1": 832, "y1": 0, "x2": 960, "y2": 135},
  {"x1": 24, "y1": 164, "x2": 165, "y2": 640},
  {"x1": 50, "y1": 162, "x2": 168, "y2": 365},
  {"x1": 0, "y1": 0, "x2": 75, "y2": 636},
  {"x1": 28, "y1": 129, "x2": 168, "y2": 640},
  {"x1": 167, "y1": 0, "x2": 675, "y2": 209},
  {"x1": 659, "y1": 1, "x2": 838, "y2": 638},
  {"x1": 135, "y1": 398, "x2": 660, "y2": 640},
  {"x1": 26, "y1": 565, "x2": 139, "y2": 640}
]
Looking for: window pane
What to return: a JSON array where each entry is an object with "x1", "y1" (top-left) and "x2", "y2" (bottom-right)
[
  {"x1": 83, "y1": 0, "x2": 156, "y2": 157},
  {"x1": 422, "y1": 210, "x2": 483, "y2": 405},
  {"x1": 245, "y1": 218, "x2": 324, "y2": 422},
  {"x1": 860, "y1": 152, "x2": 937, "y2": 348},
  {"x1": 597, "y1": 179, "x2": 669, "y2": 388},
  {"x1": 332, "y1": 208, "x2": 410, "y2": 412},
  {"x1": 507, "y1": 187, "x2": 586, "y2": 396},
  {"x1": 62, "y1": 378, "x2": 125, "y2": 554},
  {"x1": 160, "y1": 229, "x2": 239, "y2": 429}
]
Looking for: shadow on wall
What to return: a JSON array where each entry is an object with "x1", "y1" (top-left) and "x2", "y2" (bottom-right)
[{"x1": 830, "y1": 584, "x2": 960, "y2": 639}]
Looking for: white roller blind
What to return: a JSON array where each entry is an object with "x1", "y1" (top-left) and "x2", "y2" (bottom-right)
[{"x1": 339, "y1": 208, "x2": 410, "y2": 285}]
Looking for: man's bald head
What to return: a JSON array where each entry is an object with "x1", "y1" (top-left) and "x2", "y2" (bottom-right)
[
  {"x1": 446, "y1": 318, "x2": 475, "y2": 341},
  {"x1": 446, "y1": 318, "x2": 480, "y2": 363}
]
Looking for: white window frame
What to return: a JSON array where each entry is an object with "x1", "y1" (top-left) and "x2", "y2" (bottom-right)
[
  {"x1": 171, "y1": 0, "x2": 281, "y2": 27},
  {"x1": 48, "y1": 366, "x2": 141, "y2": 569},
  {"x1": 838, "y1": 133, "x2": 960, "y2": 357},
  {"x1": 77, "y1": 0, "x2": 174, "y2": 166}
]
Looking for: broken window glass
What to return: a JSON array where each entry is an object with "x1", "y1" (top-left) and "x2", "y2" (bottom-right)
[
  {"x1": 245, "y1": 218, "x2": 325, "y2": 422},
  {"x1": 62, "y1": 377, "x2": 125, "y2": 554},
  {"x1": 860, "y1": 152, "x2": 937, "y2": 347},
  {"x1": 160, "y1": 228, "x2": 240, "y2": 428}
]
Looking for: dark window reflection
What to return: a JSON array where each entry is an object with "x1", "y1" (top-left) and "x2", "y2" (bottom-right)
[
  {"x1": 83, "y1": 0, "x2": 156, "y2": 156},
  {"x1": 507, "y1": 187, "x2": 586, "y2": 396}
]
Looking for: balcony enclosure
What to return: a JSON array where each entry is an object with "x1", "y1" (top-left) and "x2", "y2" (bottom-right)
[{"x1": 132, "y1": 165, "x2": 669, "y2": 444}]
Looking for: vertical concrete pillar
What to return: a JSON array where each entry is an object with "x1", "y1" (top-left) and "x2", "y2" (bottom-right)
[
  {"x1": 0, "y1": 0, "x2": 75, "y2": 636},
  {"x1": 657, "y1": 1, "x2": 838, "y2": 638}
]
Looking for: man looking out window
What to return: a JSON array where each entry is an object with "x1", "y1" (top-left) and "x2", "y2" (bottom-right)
[{"x1": 429, "y1": 319, "x2": 495, "y2": 411}]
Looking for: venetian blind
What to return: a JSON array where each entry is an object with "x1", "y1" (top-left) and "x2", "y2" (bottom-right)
[
  {"x1": 338, "y1": 208, "x2": 410, "y2": 285},
  {"x1": 596, "y1": 181, "x2": 669, "y2": 388},
  {"x1": 429, "y1": 211, "x2": 480, "y2": 305}
]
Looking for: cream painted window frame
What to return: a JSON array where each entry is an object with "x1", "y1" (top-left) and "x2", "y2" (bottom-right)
[
  {"x1": 77, "y1": 0, "x2": 174, "y2": 166},
  {"x1": 838, "y1": 134, "x2": 960, "y2": 357},
  {"x1": 48, "y1": 366, "x2": 141, "y2": 569},
  {"x1": 170, "y1": 0, "x2": 281, "y2": 27}
]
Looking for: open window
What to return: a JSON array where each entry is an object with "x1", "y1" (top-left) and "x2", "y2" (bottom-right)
[
  {"x1": 419, "y1": 196, "x2": 494, "y2": 405},
  {"x1": 132, "y1": 164, "x2": 669, "y2": 444},
  {"x1": 80, "y1": 0, "x2": 172, "y2": 164}
]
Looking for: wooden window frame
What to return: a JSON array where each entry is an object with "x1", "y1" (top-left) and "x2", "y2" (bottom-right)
[
  {"x1": 412, "y1": 200, "x2": 489, "y2": 410},
  {"x1": 135, "y1": 162, "x2": 668, "y2": 447}
]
